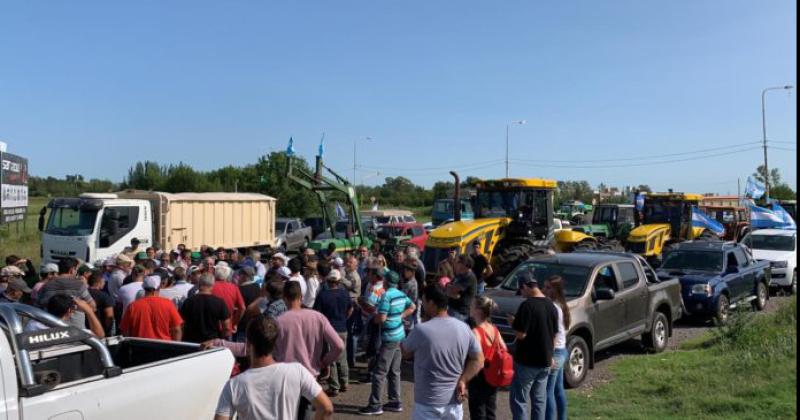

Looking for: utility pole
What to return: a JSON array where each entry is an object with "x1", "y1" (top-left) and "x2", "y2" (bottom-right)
[{"x1": 761, "y1": 85, "x2": 794, "y2": 201}]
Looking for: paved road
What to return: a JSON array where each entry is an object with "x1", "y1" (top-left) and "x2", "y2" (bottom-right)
[{"x1": 327, "y1": 294, "x2": 792, "y2": 419}]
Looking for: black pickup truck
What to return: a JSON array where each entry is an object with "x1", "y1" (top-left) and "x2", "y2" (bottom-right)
[{"x1": 484, "y1": 252, "x2": 683, "y2": 388}]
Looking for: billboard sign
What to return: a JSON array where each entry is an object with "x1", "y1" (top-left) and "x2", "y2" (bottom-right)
[{"x1": 1, "y1": 152, "x2": 29, "y2": 223}]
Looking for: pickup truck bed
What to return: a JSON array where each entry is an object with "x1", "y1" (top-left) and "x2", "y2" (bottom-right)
[{"x1": 1, "y1": 303, "x2": 234, "y2": 420}]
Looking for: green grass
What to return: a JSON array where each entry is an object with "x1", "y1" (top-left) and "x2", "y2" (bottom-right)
[
  {"x1": 0, "y1": 197, "x2": 47, "y2": 268},
  {"x1": 567, "y1": 300, "x2": 797, "y2": 419}
]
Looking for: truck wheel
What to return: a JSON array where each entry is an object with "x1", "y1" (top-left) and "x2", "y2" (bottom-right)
[
  {"x1": 564, "y1": 336, "x2": 589, "y2": 389},
  {"x1": 492, "y1": 243, "x2": 549, "y2": 279},
  {"x1": 753, "y1": 282, "x2": 768, "y2": 311},
  {"x1": 714, "y1": 295, "x2": 730, "y2": 326},
  {"x1": 642, "y1": 312, "x2": 669, "y2": 353}
]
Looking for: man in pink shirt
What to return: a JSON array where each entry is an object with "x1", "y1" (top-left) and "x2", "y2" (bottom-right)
[{"x1": 276, "y1": 281, "x2": 344, "y2": 420}]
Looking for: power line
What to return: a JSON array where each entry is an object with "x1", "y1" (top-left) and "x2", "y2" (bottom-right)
[
  {"x1": 771, "y1": 146, "x2": 797, "y2": 152},
  {"x1": 510, "y1": 146, "x2": 761, "y2": 169},
  {"x1": 358, "y1": 159, "x2": 504, "y2": 173},
  {"x1": 511, "y1": 141, "x2": 761, "y2": 164}
]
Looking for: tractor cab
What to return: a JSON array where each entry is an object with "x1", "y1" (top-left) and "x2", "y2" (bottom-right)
[
  {"x1": 627, "y1": 192, "x2": 711, "y2": 261},
  {"x1": 700, "y1": 196, "x2": 750, "y2": 242},
  {"x1": 577, "y1": 204, "x2": 635, "y2": 239},
  {"x1": 422, "y1": 177, "x2": 556, "y2": 281}
]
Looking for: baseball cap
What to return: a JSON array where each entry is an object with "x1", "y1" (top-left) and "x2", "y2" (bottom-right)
[
  {"x1": 332, "y1": 257, "x2": 344, "y2": 268},
  {"x1": 143, "y1": 275, "x2": 161, "y2": 291},
  {"x1": 188, "y1": 265, "x2": 200, "y2": 276},
  {"x1": 40, "y1": 263, "x2": 59, "y2": 274},
  {"x1": 78, "y1": 264, "x2": 94, "y2": 276},
  {"x1": 116, "y1": 254, "x2": 134, "y2": 265},
  {"x1": 1, "y1": 266, "x2": 24, "y2": 278},
  {"x1": 386, "y1": 270, "x2": 400, "y2": 286},
  {"x1": 271, "y1": 252, "x2": 289, "y2": 264},
  {"x1": 6, "y1": 277, "x2": 32, "y2": 293},
  {"x1": 276, "y1": 266, "x2": 291, "y2": 279},
  {"x1": 326, "y1": 269, "x2": 342, "y2": 282},
  {"x1": 135, "y1": 252, "x2": 149, "y2": 261}
]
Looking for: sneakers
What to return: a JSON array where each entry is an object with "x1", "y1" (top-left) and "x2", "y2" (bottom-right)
[
  {"x1": 383, "y1": 402, "x2": 403, "y2": 413},
  {"x1": 358, "y1": 406, "x2": 384, "y2": 416}
]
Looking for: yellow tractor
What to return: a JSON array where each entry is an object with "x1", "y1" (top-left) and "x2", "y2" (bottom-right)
[
  {"x1": 626, "y1": 191, "x2": 720, "y2": 264},
  {"x1": 421, "y1": 173, "x2": 558, "y2": 281}
]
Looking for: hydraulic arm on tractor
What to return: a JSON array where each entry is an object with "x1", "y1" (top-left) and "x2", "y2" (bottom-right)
[{"x1": 285, "y1": 152, "x2": 371, "y2": 252}]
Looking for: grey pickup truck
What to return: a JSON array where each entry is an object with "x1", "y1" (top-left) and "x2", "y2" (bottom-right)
[{"x1": 484, "y1": 252, "x2": 683, "y2": 388}]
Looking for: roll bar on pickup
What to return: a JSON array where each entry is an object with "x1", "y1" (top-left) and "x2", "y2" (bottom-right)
[{"x1": 0, "y1": 303, "x2": 121, "y2": 397}]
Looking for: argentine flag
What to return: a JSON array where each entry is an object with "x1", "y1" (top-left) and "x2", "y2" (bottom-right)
[
  {"x1": 691, "y1": 207, "x2": 725, "y2": 236},
  {"x1": 335, "y1": 202, "x2": 347, "y2": 220},
  {"x1": 744, "y1": 176, "x2": 765, "y2": 199},
  {"x1": 286, "y1": 137, "x2": 295, "y2": 156},
  {"x1": 744, "y1": 200, "x2": 796, "y2": 230}
]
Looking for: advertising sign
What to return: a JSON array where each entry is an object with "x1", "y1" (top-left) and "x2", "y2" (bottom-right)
[{"x1": 0, "y1": 152, "x2": 29, "y2": 223}]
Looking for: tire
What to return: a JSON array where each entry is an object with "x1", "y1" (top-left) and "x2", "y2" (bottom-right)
[
  {"x1": 642, "y1": 312, "x2": 669, "y2": 353},
  {"x1": 598, "y1": 239, "x2": 625, "y2": 252},
  {"x1": 572, "y1": 241, "x2": 598, "y2": 252},
  {"x1": 564, "y1": 335, "x2": 590, "y2": 389},
  {"x1": 492, "y1": 243, "x2": 550, "y2": 279},
  {"x1": 714, "y1": 294, "x2": 730, "y2": 326},
  {"x1": 787, "y1": 271, "x2": 797, "y2": 296},
  {"x1": 753, "y1": 281, "x2": 768, "y2": 311}
]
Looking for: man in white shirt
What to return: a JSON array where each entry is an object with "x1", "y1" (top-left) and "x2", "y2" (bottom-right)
[{"x1": 214, "y1": 315, "x2": 333, "y2": 420}]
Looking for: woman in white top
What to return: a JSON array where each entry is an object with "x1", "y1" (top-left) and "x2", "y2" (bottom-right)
[{"x1": 543, "y1": 276, "x2": 570, "y2": 420}]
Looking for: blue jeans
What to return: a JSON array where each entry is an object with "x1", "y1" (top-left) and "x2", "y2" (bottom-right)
[
  {"x1": 546, "y1": 348, "x2": 567, "y2": 420},
  {"x1": 510, "y1": 362, "x2": 550, "y2": 420}
]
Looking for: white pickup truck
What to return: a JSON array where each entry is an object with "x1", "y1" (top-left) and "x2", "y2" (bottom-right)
[{"x1": 0, "y1": 303, "x2": 234, "y2": 419}]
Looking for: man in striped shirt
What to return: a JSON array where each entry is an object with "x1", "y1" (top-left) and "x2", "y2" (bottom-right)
[{"x1": 360, "y1": 271, "x2": 416, "y2": 416}]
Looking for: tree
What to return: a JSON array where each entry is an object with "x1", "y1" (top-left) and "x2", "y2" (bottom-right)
[
  {"x1": 770, "y1": 184, "x2": 797, "y2": 201},
  {"x1": 636, "y1": 184, "x2": 652, "y2": 193},
  {"x1": 753, "y1": 165, "x2": 782, "y2": 187}
]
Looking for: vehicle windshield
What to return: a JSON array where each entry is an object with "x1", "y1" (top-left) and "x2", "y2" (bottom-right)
[
  {"x1": 592, "y1": 207, "x2": 616, "y2": 224},
  {"x1": 46, "y1": 208, "x2": 98, "y2": 236},
  {"x1": 746, "y1": 234, "x2": 796, "y2": 252},
  {"x1": 434, "y1": 200, "x2": 453, "y2": 212},
  {"x1": 475, "y1": 189, "x2": 548, "y2": 225},
  {"x1": 661, "y1": 251, "x2": 723, "y2": 272},
  {"x1": 376, "y1": 217, "x2": 391, "y2": 224},
  {"x1": 378, "y1": 226, "x2": 406, "y2": 237},
  {"x1": 642, "y1": 200, "x2": 687, "y2": 224},
  {"x1": 276, "y1": 221, "x2": 287, "y2": 232},
  {"x1": 501, "y1": 261, "x2": 591, "y2": 299}
]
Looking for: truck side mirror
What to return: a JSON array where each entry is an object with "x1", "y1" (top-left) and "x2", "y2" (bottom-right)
[
  {"x1": 38, "y1": 207, "x2": 47, "y2": 232},
  {"x1": 594, "y1": 287, "x2": 616, "y2": 301}
]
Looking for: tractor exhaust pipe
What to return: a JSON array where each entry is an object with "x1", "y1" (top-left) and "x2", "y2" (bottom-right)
[{"x1": 450, "y1": 171, "x2": 461, "y2": 222}]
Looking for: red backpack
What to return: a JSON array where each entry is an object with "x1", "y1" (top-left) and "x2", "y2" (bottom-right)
[{"x1": 478, "y1": 326, "x2": 514, "y2": 388}]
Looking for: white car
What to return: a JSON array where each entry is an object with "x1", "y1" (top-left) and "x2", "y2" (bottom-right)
[{"x1": 742, "y1": 229, "x2": 797, "y2": 294}]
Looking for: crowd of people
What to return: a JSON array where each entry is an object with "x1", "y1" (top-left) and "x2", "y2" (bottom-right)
[{"x1": 0, "y1": 236, "x2": 572, "y2": 420}]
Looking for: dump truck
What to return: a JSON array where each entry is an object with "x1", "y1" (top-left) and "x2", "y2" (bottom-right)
[
  {"x1": 39, "y1": 191, "x2": 276, "y2": 265},
  {"x1": 422, "y1": 173, "x2": 558, "y2": 281}
]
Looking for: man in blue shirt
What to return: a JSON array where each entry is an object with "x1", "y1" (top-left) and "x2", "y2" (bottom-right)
[
  {"x1": 360, "y1": 271, "x2": 416, "y2": 416},
  {"x1": 313, "y1": 270, "x2": 353, "y2": 397}
]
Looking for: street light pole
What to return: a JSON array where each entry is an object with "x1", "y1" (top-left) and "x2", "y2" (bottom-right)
[
  {"x1": 505, "y1": 120, "x2": 526, "y2": 178},
  {"x1": 761, "y1": 85, "x2": 793, "y2": 200}
]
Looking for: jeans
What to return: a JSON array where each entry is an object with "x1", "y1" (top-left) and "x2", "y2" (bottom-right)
[
  {"x1": 546, "y1": 348, "x2": 567, "y2": 420},
  {"x1": 329, "y1": 332, "x2": 350, "y2": 391},
  {"x1": 468, "y1": 372, "x2": 497, "y2": 420},
  {"x1": 510, "y1": 362, "x2": 550, "y2": 420},
  {"x1": 412, "y1": 402, "x2": 463, "y2": 420},
  {"x1": 367, "y1": 341, "x2": 402, "y2": 409}
]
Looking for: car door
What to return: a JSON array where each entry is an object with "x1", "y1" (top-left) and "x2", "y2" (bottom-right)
[
  {"x1": 590, "y1": 264, "x2": 627, "y2": 348},
  {"x1": 723, "y1": 250, "x2": 746, "y2": 300},
  {"x1": 615, "y1": 261, "x2": 648, "y2": 336},
  {"x1": 286, "y1": 221, "x2": 298, "y2": 250},
  {"x1": 734, "y1": 247, "x2": 757, "y2": 299}
]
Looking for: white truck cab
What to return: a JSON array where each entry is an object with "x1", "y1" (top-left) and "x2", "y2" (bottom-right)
[{"x1": 39, "y1": 194, "x2": 153, "y2": 265}]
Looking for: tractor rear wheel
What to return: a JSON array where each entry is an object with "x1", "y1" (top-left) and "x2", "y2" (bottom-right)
[
  {"x1": 493, "y1": 243, "x2": 551, "y2": 279},
  {"x1": 572, "y1": 240, "x2": 598, "y2": 252},
  {"x1": 598, "y1": 239, "x2": 625, "y2": 252}
]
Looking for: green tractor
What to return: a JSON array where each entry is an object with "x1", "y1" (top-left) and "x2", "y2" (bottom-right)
[
  {"x1": 554, "y1": 204, "x2": 633, "y2": 252},
  {"x1": 555, "y1": 200, "x2": 593, "y2": 225},
  {"x1": 285, "y1": 151, "x2": 372, "y2": 253}
]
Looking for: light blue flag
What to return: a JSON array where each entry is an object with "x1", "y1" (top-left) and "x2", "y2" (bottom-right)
[
  {"x1": 635, "y1": 193, "x2": 646, "y2": 211},
  {"x1": 286, "y1": 137, "x2": 295, "y2": 156},
  {"x1": 318, "y1": 138, "x2": 325, "y2": 158},
  {"x1": 745, "y1": 199, "x2": 794, "y2": 230},
  {"x1": 335, "y1": 202, "x2": 347, "y2": 220},
  {"x1": 770, "y1": 202, "x2": 797, "y2": 230},
  {"x1": 691, "y1": 207, "x2": 725, "y2": 236},
  {"x1": 745, "y1": 176, "x2": 765, "y2": 199}
]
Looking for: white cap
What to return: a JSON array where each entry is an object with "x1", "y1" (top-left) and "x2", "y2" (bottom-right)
[
  {"x1": 40, "y1": 263, "x2": 59, "y2": 274},
  {"x1": 333, "y1": 257, "x2": 344, "y2": 267},
  {"x1": 272, "y1": 253, "x2": 289, "y2": 264},
  {"x1": 326, "y1": 269, "x2": 342, "y2": 282},
  {"x1": 143, "y1": 275, "x2": 161, "y2": 290},
  {"x1": 276, "y1": 266, "x2": 291, "y2": 279}
]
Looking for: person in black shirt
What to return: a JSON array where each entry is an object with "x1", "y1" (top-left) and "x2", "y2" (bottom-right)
[
  {"x1": 446, "y1": 255, "x2": 477, "y2": 323},
  {"x1": 469, "y1": 241, "x2": 493, "y2": 291},
  {"x1": 236, "y1": 266, "x2": 262, "y2": 341},
  {"x1": 180, "y1": 274, "x2": 231, "y2": 343},
  {"x1": 507, "y1": 276, "x2": 558, "y2": 420},
  {"x1": 88, "y1": 270, "x2": 115, "y2": 336}
]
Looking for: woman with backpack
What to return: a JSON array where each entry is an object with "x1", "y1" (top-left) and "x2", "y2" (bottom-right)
[
  {"x1": 468, "y1": 295, "x2": 512, "y2": 420},
  {"x1": 543, "y1": 276, "x2": 570, "y2": 420}
]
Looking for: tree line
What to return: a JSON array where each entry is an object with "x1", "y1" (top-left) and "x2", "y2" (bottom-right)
[{"x1": 28, "y1": 155, "x2": 797, "y2": 218}]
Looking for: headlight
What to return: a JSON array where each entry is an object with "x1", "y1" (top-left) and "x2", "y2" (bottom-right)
[
  {"x1": 771, "y1": 261, "x2": 788, "y2": 269},
  {"x1": 691, "y1": 284, "x2": 712, "y2": 296}
]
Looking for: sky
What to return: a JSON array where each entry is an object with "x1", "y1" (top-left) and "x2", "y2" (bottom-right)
[{"x1": 1, "y1": 0, "x2": 796, "y2": 194}]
